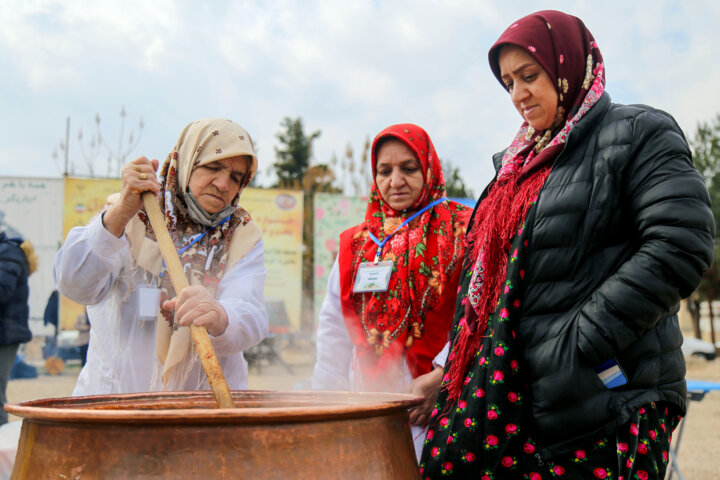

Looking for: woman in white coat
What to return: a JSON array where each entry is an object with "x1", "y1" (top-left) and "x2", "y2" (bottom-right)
[
  {"x1": 55, "y1": 118, "x2": 268, "y2": 395},
  {"x1": 312, "y1": 123, "x2": 471, "y2": 459}
]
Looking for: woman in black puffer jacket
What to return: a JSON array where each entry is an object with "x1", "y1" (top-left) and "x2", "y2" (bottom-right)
[
  {"x1": 420, "y1": 10, "x2": 714, "y2": 480},
  {"x1": 0, "y1": 232, "x2": 35, "y2": 424}
]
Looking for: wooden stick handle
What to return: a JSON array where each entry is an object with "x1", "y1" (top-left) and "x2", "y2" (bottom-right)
[{"x1": 141, "y1": 191, "x2": 235, "y2": 408}]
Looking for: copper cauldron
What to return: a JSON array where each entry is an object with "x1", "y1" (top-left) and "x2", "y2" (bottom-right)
[{"x1": 7, "y1": 390, "x2": 422, "y2": 479}]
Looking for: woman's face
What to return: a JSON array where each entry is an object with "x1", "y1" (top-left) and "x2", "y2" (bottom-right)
[
  {"x1": 187, "y1": 155, "x2": 249, "y2": 214},
  {"x1": 498, "y1": 45, "x2": 558, "y2": 131},
  {"x1": 375, "y1": 139, "x2": 425, "y2": 211}
]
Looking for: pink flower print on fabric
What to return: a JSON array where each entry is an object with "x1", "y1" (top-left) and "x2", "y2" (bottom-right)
[
  {"x1": 560, "y1": 54, "x2": 565, "y2": 64},
  {"x1": 593, "y1": 467, "x2": 609, "y2": 479},
  {"x1": 528, "y1": 45, "x2": 536, "y2": 52},
  {"x1": 440, "y1": 461, "x2": 453, "y2": 475},
  {"x1": 501, "y1": 455, "x2": 514, "y2": 468},
  {"x1": 491, "y1": 369, "x2": 504, "y2": 384},
  {"x1": 484, "y1": 434, "x2": 499, "y2": 450}
]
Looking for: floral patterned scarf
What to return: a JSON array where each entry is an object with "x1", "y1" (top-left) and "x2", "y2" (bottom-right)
[
  {"x1": 132, "y1": 118, "x2": 258, "y2": 385},
  {"x1": 338, "y1": 124, "x2": 470, "y2": 387},
  {"x1": 444, "y1": 10, "x2": 606, "y2": 403}
]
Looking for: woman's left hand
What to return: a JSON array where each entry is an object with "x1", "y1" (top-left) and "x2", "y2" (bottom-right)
[
  {"x1": 407, "y1": 366, "x2": 445, "y2": 427},
  {"x1": 163, "y1": 286, "x2": 229, "y2": 337}
]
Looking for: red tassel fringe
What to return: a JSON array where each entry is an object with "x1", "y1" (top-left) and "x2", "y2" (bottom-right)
[{"x1": 444, "y1": 168, "x2": 551, "y2": 405}]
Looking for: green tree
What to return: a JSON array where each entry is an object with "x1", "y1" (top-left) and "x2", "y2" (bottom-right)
[
  {"x1": 690, "y1": 114, "x2": 720, "y2": 348},
  {"x1": 440, "y1": 159, "x2": 474, "y2": 199},
  {"x1": 273, "y1": 117, "x2": 321, "y2": 188},
  {"x1": 272, "y1": 117, "x2": 339, "y2": 333}
]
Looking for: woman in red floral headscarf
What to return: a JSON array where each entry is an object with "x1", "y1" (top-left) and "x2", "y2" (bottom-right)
[
  {"x1": 312, "y1": 123, "x2": 471, "y2": 459},
  {"x1": 420, "y1": 10, "x2": 713, "y2": 480}
]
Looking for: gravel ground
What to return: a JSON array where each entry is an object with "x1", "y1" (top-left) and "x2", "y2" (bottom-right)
[{"x1": 6, "y1": 344, "x2": 720, "y2": 479}]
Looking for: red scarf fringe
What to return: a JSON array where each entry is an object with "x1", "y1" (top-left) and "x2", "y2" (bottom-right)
[{"x1": 444, "y1": 168, "x2": 551, "y2": 404}]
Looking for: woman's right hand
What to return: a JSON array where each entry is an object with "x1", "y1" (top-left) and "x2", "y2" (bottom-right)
[{"x1": 103, "y1": 156, "x2": 160, "y2": 237}]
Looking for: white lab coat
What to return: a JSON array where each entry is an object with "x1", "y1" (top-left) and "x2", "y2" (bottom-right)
[
  {"x1": 312, "y1": 258, "x2": 449, "y2": 460},
  {"x1": 55, "y1": 216, "x2": 269, "y2": 395}
]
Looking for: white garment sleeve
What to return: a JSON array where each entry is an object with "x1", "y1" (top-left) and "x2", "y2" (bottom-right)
[
  {"x1": 311, "y1": 257, "x2": 353, "y2": 391},
  {"x1": 211, "y1": 240, "x2": 269, "y2": 356},
  {"x1": 433, "y1": 342, "x2": 450, "y2": 368},
  {"x1": 54, "y1": 215, "x2": 132, "y2": 305}
]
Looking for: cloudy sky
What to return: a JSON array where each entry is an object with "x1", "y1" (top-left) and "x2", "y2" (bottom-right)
[{"x1": 2, "y1": 0, "x2": 718, "y2": 194}]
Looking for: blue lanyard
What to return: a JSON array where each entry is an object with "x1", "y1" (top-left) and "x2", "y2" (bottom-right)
[
  {"x1": 368, "y1": 197, "x2": 447, "y2": 262},
  {"x1": 159, "y1": 215, "x2": 231, "y2": 277}
]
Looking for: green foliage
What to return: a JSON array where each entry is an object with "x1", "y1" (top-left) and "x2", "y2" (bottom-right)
[
  {"x1": 272, "y1": 117, "x2": 341, "y2": 332},
  {"x1": 273, "y1": 117, "x2": 321, "y2": 188},
  {"x1": 691, "y1": 114, "x2": 720, "y2": 300},
  {"x1": 440, "y1": 159, "x2": 474, "y2": 199}
]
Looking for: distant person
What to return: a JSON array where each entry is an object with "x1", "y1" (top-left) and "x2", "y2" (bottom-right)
[
  {"x1": 74, "y1": 311, "x2": 90, "y2": 367},
  {"x1": 420, "y1": 10, "x2": 715, "y2": 479},
  {"x1": 43, "y1": 290, "x2": 58, "y2": 330},
  {"x1": 55, "y1": 118, "x2": 269, "y2": 395},
  {"x1": 312, "y1": 124, "x2": 471, "y2": 459},
  {"x1": 0, "y1": 234, "x2": 37, "y2": 424}
]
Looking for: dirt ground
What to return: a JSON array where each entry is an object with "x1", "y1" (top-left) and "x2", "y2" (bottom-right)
[{"x1": 6, "y1": 342, "x2": 720, "y2": 479}]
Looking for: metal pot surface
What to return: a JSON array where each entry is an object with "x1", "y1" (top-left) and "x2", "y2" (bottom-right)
[{"x1": 7, "y1": 390, "x2": 422, "y2": 480}]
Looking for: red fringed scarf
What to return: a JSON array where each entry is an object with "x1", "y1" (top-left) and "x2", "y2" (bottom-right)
[{"x1": 443, "y1": 167, "x2": 550, "y2": 401}]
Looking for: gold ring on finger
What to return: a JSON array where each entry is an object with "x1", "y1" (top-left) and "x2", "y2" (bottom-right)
[
  {"x1": 134, "y1": 164, "x2": 142, "y2": 172},
  {"x1": 138, "y1": 172, "x2": 148, "y2": 180}
]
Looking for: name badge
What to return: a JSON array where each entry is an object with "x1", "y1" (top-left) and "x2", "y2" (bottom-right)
[
  {"x1": 353, "y1": 261, "x2": 394, "y2": 293},
  {"x1": 593, "y1": 358, "x2": 628, "y2": 389},
  {"x1": 138, "y1": 285, "x2": 161, "y2": 321}
]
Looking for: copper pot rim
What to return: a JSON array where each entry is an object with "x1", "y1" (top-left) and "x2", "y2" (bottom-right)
[{"x1": 6, "y1": 389, "x2": 424, "y2": 424}]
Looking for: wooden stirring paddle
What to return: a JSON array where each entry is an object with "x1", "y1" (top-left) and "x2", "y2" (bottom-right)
[{"x1": 141, "y1": 191, "x2": 235, "y2": 408}]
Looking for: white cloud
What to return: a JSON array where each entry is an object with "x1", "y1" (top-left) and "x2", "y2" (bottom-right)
[{"x1": 0, "y1": 0, "x2": 718, "y2": 190}]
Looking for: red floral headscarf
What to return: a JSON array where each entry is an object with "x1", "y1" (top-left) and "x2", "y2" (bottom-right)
[
  {"x1": 338, "y1": 124, "x2": 470, "y2": 384},
  {"x1": 445, "y1": 11, "x2": 606, "y2": 402}
]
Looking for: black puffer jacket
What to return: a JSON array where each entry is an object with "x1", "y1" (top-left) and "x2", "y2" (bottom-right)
[
  {"x1": 479, "y1": 94, "x2": 715, "y2": 459},
  {"x1": 0, "y1": 232, "x2": 31, "y2": 347}
]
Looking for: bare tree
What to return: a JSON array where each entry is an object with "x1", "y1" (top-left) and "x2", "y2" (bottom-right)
[{"x1": 52, "y1": 107, "x2": 144, "y2": 178}]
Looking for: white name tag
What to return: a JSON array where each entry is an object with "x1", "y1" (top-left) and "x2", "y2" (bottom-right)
[
  {"x1": 138, "y1": 286, "x2": 161, "y2": 320},
  {"x1": 353, "y1": 261, "x2": 394, "y2": 293}
]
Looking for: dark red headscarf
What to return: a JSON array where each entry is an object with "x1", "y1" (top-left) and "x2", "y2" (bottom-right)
[
  {"x1": 338, "y1": 124, "x2": 470, "y2": 384},
  {"x1": 445, "y1": 11, "x2": 606, "y2": 402}
]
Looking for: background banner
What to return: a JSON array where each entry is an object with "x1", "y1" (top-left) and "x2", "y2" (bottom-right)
[
  {"x1": 61, "y1": 177, "x2": 122, "y2": 329},
  {"x1": 0, "y1": 177, "x2": 64, "y2": 324},
  {"x1": 312, "y1": 192, "x2": 367, "y2": 321},
  {"x1": 241, "y1": 188, "x2": 304, "y2": 332}
]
